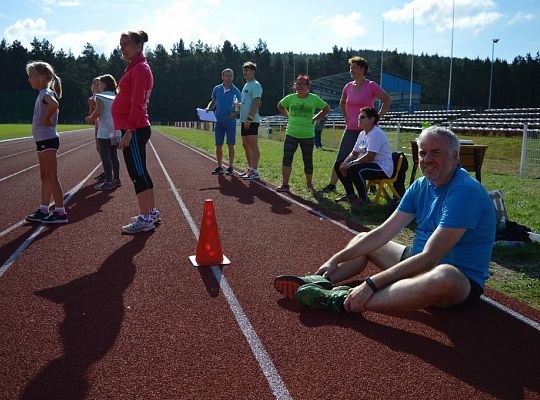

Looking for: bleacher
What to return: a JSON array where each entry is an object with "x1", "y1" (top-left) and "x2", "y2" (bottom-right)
[{"x1": 260, "y1": 107, "x2": 540, "y2": 136}]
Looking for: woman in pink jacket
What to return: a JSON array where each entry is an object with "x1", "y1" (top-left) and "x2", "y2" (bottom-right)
[{"x1": 112, "y1": 30, "x2": 160, "y2": 234}]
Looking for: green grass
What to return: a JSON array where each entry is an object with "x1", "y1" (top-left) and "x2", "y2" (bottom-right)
[
  {"x1": 156, "y1": 125, "x2": 540, "y2": 310},
  {"x1": 0, "y1": 124, "x2": 88, "y2": 140}
]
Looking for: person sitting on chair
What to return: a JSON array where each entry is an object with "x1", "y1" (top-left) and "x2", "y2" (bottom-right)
[{"x1": 334, "y1": 107, "x2": 393, "y2": 210}]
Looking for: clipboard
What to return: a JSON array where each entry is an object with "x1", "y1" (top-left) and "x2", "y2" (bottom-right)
[{"x1": 196, "y1": 108, "x2": 217, "y2": 122}]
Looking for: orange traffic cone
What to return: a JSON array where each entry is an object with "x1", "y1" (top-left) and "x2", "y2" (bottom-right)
[{"x1": 189, "y1": 199, "x2": 231, "y2": 267}]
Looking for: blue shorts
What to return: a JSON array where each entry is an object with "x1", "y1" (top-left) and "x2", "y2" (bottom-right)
[{"x1": 215, "y1": 122, "x2": 236, "y2": 145}]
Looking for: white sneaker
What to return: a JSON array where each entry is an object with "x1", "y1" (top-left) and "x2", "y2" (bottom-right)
[
  {"x1": 122, "y1": 216, "x2": 155, "y2": 234},
  {"x1": 242, "y1": 170, "x2": 260, "y2": 180},
  {"x1": 131, "y1": 210, "x2": 161, "y2": 224}
]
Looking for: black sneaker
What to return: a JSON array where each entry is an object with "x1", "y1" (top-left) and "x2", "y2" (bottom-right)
[
  {"x1": 94, "y1": 172, "x2": 106, "y2": 180},
  {"x1": 225, "y1": 166, "x2": 234, "y2": 176},
  {"x1": 321, "y1": 183, "x2": 336, "y2": 193},
  {"x1": 25, "y1": 209, "x2": 49, "y2": 222},
  {"x1": 42, "y1": 211, "x2": 68, "y2": 224},
  {"x1": 212, "y1": 166, "x2": 224, "y2": 175}
]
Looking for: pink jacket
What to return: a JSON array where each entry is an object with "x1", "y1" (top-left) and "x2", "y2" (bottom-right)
[{"x1": 112, "y1": 54, "x2": 153, "y2": 130}]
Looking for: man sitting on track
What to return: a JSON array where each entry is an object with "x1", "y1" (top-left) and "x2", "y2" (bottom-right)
[{"x1": 274, "y1": 126, "x2": 496, "y2": 314}]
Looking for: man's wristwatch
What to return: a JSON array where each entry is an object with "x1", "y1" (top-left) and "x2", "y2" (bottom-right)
[
  {"x1": 365, "y1": 277, "x2": 378, "y2": 292},
  {"x1": 246, "y1": 115, "x2": 254, "y2": 122}
]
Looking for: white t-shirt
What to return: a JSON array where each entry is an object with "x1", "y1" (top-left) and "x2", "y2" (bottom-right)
[{"x1": 352, "y1": 125, "x2": 393, "y2": 178}]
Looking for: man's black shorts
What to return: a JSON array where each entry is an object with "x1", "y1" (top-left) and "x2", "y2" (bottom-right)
[
  {"x1": 241, "y1": 122, "x2": 259, "y2": 136},
  {"x1": 400, "y1": 246, "x2": 483, "y2": 309}
]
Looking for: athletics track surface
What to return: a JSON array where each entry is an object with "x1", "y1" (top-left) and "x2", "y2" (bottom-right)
[{"x1": 0, "y1": 128, "x2": 539, "y2": 400}]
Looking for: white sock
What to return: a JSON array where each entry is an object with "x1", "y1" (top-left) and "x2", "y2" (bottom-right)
[
  {"x1": 39, "y1": 204, "x2": 49, "y2": 213},
  {"x1": 55, "y1": 207, "x2": 66, "y2": 215}
]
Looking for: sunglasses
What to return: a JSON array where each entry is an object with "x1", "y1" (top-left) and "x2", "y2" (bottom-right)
[{"x1": 359, "y1": 115, "x2": 368, "y2": 119}]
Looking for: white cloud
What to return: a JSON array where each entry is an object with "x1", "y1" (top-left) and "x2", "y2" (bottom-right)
[
  {"x1": 53, "y1": 30, "x2": 121, "y2": 55},
  {"x1": 140, "y1": 0, "x2": 231, "y2": 52},
  {"x1": 3, "y1": 17, "x2": 119, "y2": 55},
  {"x1": 507, "y1": 11, "x2": 535, "y2": 26},
  {"x1": 383, "y1": 0, "x2": 502, "y2": 33},
  {"x1": 311, "y1": 12, "x2": 366, "y2": 39},
  {"x1": 57, "y1": 1, "x2": 82, "y2": 6},
  {"x1": 454, "y1": 11, "x2": 501, "y2": 34},
  {"x1": 4, "y1": 18, "x2": 54, "y2": 45}
]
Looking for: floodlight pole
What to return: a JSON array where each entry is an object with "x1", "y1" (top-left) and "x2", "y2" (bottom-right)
[
  {"x1": 379, "y1": 19, "x2": 385, "y2": 111},
  {"x1": 380, "y1": 20, "x2": 384, "y2": 87},
  {"x1": 488, "y1": 38, "x2": 499, "y2": 110},
  {"x1": 408, "y1": 9, "x2": 415, "y2": 114},
  {"x1": 446, "y1": 0, "x2": 455, "y2": 111}
]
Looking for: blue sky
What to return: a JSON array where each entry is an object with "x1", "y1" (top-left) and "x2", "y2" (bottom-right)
[{"x1": 0, "y1": 0, "x2": 538, "y2": 62}]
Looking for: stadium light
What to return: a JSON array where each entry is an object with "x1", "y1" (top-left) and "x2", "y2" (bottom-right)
[
  {"x1": 447, "y1": 0, "x2": 455, "y2": 111},
  {"x1": 488, "y1": 38, "x2": 499, "y2": 110},
  {"x1": 408, "y1": 8, "x2": 415, "y2": 114}
]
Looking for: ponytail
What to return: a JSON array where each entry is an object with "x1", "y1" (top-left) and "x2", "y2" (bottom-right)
[{"x1": 52, "y1": 74, "x2": 62, "y2": 99}]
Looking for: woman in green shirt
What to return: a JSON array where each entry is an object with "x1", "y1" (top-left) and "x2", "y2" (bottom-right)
[{"x1": 276, "y1": 75, "x2": 331, "y2": 192}]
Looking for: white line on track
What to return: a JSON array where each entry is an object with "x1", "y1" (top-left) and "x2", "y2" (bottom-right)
[
  {"x1": 0, "y1": 164, "x2": 101, "y2": 278},
  {"x1": 0, "y1": 129, "x2": 88, "y2": 145},
  {"x1": 0, "y1": 136, "x2": 91, "y2": 160},
  {"x1": 149, "y1": 140, "x2": 293, "y2": 400},
  {"x1": 0, "y1": 140, "x2": 94, "y2": 182},
  {"x1": 158, "y1": 130, "x2": 540, "y2": 332}
]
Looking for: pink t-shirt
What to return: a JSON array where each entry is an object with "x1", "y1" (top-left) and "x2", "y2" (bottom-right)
[{"x1": 342, "y1": 80, "x2": 383, "y2": 130}]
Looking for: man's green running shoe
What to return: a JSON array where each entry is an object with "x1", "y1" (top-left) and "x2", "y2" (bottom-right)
[
  {"x1": 295, "y1": 283, "x2": 349, "y2": 313},
  {"x1": 274, "y1": 274, "x2": 333, "y2": 300}
]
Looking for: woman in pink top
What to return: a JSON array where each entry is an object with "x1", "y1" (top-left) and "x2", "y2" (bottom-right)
[
  {"x1": 111, "y1": 30, "x2": 160, "y2": 234},
  {"x1": 321, "y1": 56, "x2": 391, "y2": 198}
]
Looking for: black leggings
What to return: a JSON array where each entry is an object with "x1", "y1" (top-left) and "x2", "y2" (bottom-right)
[
  {"x1": 282, "y1": 135, "x2": 314, "y2": 174},
  {"x1": 122, "y1": 126, "x2": 153, "y2": 194},
  {"x1": 97, "y1": 138, "x2": 120, "y2": 182},
  {"x1": 334, "y1": 161, "x2": 388, "y2": 200}
]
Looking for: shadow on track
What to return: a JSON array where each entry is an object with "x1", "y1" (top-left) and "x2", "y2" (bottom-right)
[
  {"x1": 0, "y1": 185, "x2": 116, "y2": 267},
  {"x1": 196, "y1": 265, "x2": 223, "y2": 298},
  {"x1": 21, "y1": 234, "x2": 151, "y2": 400},
  {"x1": 280, "y1": 299, "x2": 540, "y2": 399},
  {"x1": 198, "y1": 175, "x2": 292, "y2": 215}
]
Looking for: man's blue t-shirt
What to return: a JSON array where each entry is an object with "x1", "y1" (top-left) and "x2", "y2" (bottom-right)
[
  {"x1": 211, "y1": 84, "x2": 242, "y2": 124},
  {"x1": 398, "y1": 168, "x2": 496, "y2": 287}
]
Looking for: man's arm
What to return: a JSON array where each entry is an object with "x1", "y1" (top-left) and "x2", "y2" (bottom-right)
[
  {"x1": 345, "y1": 226, "x2": 466, "y2": 313},
  {"x1": 318, "y1": 210, "x2": 415, "y2": 278},
  {"x1": 371, "y1": 226, "x2": 466, "y2": 289},
  {"x1": 249, "y1": 97, "x2": 261, "y2": 118},
  {"x1": 206, "y1": 99, "x2": 216, "y2": 111}
]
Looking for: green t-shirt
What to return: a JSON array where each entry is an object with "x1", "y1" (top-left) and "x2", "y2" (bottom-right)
[{"x1": 280, "y1": 93, "x2": 327, "y2": 139}]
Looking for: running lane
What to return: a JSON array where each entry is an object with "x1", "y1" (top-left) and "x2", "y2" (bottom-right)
[
  {"x1": 0, "y1": 128, "x2": 538, "y2": 399},
  {"x1": 149, "y1": 129, "x2": 540, "y2": 400},
  {"x1": 0, "y1": 131, "x2": 281, "y2": 399}
]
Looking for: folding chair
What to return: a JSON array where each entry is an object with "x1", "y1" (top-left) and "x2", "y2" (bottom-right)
[{"x1": 368, "y1": 153, "x2": 405, "y2": 205}]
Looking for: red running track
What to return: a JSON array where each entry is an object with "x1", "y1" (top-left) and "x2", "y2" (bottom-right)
[{"x1": 0, "y1": 129, "x2": 539, "y2": 400}]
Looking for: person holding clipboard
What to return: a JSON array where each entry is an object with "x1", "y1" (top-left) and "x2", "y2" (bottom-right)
[{"x1": 204, "y1": 68, "x2": 241, "y2": 176}]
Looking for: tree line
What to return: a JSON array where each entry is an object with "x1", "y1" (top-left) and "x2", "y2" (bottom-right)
[{"x1": 1, "y1": 37, "x2": 539, "y2": 124}]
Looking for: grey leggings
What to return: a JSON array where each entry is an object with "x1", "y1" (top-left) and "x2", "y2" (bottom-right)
[
  {"x1": 97, "y1": 138, "x2": 120, "y2": 182},
  {"x1": 282, "y1": 135, "x2": 314, "y2": 174}
]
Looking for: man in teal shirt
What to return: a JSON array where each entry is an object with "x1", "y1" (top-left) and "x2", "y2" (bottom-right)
[{"x1": 239, "y1": 61, "x2": 263, "y2": 180}]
